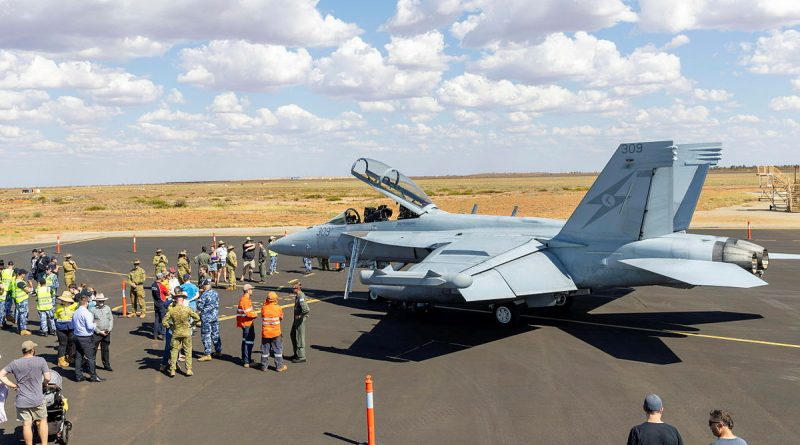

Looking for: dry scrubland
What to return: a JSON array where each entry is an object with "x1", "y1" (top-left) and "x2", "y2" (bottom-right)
[{"x1": 0, "y1": 172, "x2": 765, "y2": 245}]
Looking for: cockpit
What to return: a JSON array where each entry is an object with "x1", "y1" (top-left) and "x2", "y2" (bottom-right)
[
  {"x1": 326, "y1": 208, "x2": 362, "y2": 225},
  {"x1": 351, "y1": 158, "x2": 436, "y2": 216}
]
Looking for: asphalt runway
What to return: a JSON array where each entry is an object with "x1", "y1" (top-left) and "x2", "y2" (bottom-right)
[{"x1": 0, "y1": 230, "x2": 798, "y2": 444}]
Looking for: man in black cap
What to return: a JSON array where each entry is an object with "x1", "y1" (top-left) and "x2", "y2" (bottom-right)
[{"x1": 627, "y1": 394, "x2": 683, "y2": 445}]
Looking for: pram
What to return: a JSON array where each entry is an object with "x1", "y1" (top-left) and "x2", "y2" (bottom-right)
[{"x1": 41, "y1": 370, "x2": 72, "y2": 444}]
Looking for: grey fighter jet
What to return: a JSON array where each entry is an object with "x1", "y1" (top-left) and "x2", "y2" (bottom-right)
[{"x1": 271, "y1": 141, "x2": 800, "y2": 325}]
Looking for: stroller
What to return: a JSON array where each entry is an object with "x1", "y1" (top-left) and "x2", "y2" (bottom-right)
[{"x1": 41, "y1": 370, "x2": 72, "y2": 444}]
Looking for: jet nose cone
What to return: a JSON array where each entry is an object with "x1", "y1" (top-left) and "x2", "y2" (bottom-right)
[{"x1": 270, "y1": 231, "x2": 308, "y2": 256}]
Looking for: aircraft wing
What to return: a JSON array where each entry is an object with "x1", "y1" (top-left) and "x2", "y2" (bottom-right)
[
  {"x1": 619, "y1": 258, "x2": 767, "y2": 288},
  {"x1": 360, "y1": 235, "x2": 578, "y2": 302}
]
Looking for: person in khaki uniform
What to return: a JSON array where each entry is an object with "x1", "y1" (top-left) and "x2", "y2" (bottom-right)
[
  {"x1": 176, "y1": 251, "x2": 190, "y2": 284},
  {"x1": 152, "y1": 249, "x2": 168, "y2": 276},
  {"x1": 62, "y1": 254, "x2": 77, "y2": 288},
  {"x1": 226, "y1": 245, "x2": 238, "y2": 291},
  {"x1": 127, "y1": 259, "x2": 147, "y2": 318},
  {"x1": 162, "y1": 291, "x2": 199, "y2": 377}
]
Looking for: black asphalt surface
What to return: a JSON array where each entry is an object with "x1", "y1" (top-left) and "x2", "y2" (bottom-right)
[{"x1": 0, "y1": 230, "x2": 798, "y2": 444}]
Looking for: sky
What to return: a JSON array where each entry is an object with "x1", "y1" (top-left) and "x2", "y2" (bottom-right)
[{"x1": 1, "y1": 0, "x2": 800, "y2": 187}]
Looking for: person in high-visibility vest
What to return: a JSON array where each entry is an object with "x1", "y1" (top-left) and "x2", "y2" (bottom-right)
[
  {"x1": 35, "y1": 278, "x2": 55, "y2": 336},
  {"x1": 54, "y1": 291, "x2": 78, "y2": 368},
  {"x1": 12, "y1": 269, "x2": 33, "y2": 336},
  {"x1": 236, "y1": 284, "x2": 258, "y2": 368},
  {"x1": 259, "y1": 291, "x2": 287, "y2": 372},
  {"x1": 1, "y1": 260, "x2": 15, "y2": 326}
]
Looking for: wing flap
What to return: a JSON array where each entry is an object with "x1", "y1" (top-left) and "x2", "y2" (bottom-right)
[{"x1": 619, "y1": 258, "x2": 767, "y2": 288}]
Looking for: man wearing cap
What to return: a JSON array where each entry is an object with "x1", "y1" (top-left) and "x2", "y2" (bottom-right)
[
  {"x1": 91, "y1": 293, "x2": 113, "y2": 372},
  {"x1": 268, "y1": 237, "x2": 279, "y2": 275},
  {"x1": 196, "y1": 279, "x2": 222, "y2": 361},
  {"x1": 163, "y1": 291, "x2": 200, "y2": 377},
  {"x1": 627, "y1": 394, "x2": 683, "y2": 445},
  {"x1": 241, "y1": 237, "x2": 256, "y2": 282},
  {"x1": 257, "y1": 241, "x2": 268, "y2": 283},
  {"x1": 152, "y1": 249, "x2": 168, "y2": 276},
  {"x1": 54, "y1": 291, "x2": 78, "y2": 368},
  {"x1": 225, "y1": 245, "x2": 238, "y2": 291},
  {"x1": 177, "y1": 251, "x2": 191, "y2": 284},
  {"x1": 236, "y1": 284, "x2": 258, "y2": 367},
  {"x1": 127, "y1": 259, "x2": 147, "y2": 318},
  {"x1": 260, "y1": 291, "x2": 287, "y2": 372},
  {"x1": 215, "y1": 241, "x2": 228, "y2": 285},
  {"x1": 151, "y1": 273, "x2": 169, "y2": 340},
  {"x1": 289, "y1": 282, "x2": 310, "y2": 363},
  {"x1": 73, "y1": 293, "x2": 103, "y2": 382},
  {"x1": 11, "y1": 269, "x2": 33, "y2": 336},
  {"x1": 0, "y1": 340, "x2": 51, "y2": 445},
  {"x1": 62, "y1": 254, "x2": 77, "y2": 288}
]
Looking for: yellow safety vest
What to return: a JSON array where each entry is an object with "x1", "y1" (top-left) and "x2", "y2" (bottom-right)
[
  {"x1": 55, "y1": 302, "x2": 78, "y2": 322},
  {"x1": 0, "y1": 268, "x2": 13, "y2": 300},
  {"x1": 12, "y1": 279, "x2": 29, "y2": 303},
  {"x1": 36, "y1": 286, "x2": 53, "y2": 311}
]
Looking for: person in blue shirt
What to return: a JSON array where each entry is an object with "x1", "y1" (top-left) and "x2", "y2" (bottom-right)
[
  {"x1": 179, "y1": 275, "x2": 199, "y2": 311},
  {"x1": 71, "y1": 294, "x2": 104, "y2": 382},
  {"x1": 195, "y1": 280, "x2": 221, "y2": 362}
]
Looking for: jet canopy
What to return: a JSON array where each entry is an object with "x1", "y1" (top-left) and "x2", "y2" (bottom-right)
[{"x1": 351, "y1": 158, "x2": 436, "y2": 215}]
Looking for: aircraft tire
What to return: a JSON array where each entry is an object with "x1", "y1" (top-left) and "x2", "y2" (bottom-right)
[
  {"x1": 493, "y1": 303, "x2": 520, "y2": 326},
  {"x1": 367, "y1": 290, "x2": 383, "y2": 303},
  {"x1": 552, "y1": 295, "x2": 574, "y2": 314}
]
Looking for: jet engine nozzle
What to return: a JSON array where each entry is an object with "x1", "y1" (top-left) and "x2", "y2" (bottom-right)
[{"x1": 719, "y1": 239, "x2": 768, "y2": 275}]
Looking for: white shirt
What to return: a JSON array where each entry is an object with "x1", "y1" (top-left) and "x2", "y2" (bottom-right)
[{"x1": 215, "y1": 247, "x2": 227, "y2": 260}]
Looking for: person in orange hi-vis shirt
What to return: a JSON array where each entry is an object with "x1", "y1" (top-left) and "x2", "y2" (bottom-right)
[
  {"x1": 236, "y1": 284, "x2": 258, "y2": 368},
  {"x1": 259, "y1": 292, "x2": 287, "y2": 372}
]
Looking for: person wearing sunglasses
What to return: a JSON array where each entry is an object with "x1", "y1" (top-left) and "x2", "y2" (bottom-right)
[{"x1": 708, "y1": 410, "x2": 747, "y2": 445}]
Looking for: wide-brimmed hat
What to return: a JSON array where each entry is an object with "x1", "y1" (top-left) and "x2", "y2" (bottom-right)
[
  {"x1": 245, "y1": 236, "x2": 252, "y2": 241},
  {"x1": 57, "y1": 291, "x2": 74, "y2": 303},
  {"x1": 218, "y1": 240, "x2": 225, "y2": 245},
  {"x1": 179, "y1": 250, "x2": 187, "y2": 256},
  {"x1": 133, "y1": 259, "x2": 141, "y2": 264},
  {"x1": 94, "y1": 293, "x2": 108, "y2": 301},
  {"x1": 156, "y1": 248, "x2": 163, "y2": 253},
  {"x1": 65, "y1": 253, "x2": 72, "y2": 258}
]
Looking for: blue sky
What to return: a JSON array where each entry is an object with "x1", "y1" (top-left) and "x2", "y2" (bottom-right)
[{"x1": 0, "y1": 0, "x2": 799, "y2": 186}]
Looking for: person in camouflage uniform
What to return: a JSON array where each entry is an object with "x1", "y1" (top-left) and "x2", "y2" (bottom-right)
[
  {"x1": 176, "y1": 251, "x2": 190, "y2": 284},
  {"x1": 195, "y1": 279, "x2": 221, "y2": 361},
  {"x1": 62, "y1": 254, "x2": 77, "y2": 288},
  {"x1": 225, "y1": 245, "x2": 238, "y2": 291},
  {"x1": 127, "y1": 259, "x2": 147, "y2": 318},
  {"x1": 162, "y1": 291, "x2": 199, "y2": 377},
  {"x1": 152, "y1": 249, "x2": 168, "y2": 276}
]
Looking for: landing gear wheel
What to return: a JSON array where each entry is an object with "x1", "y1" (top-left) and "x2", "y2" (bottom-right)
[
  {"x1": 367, "y1": 290, "x2": 383, "y2": 303},
  {"x1": 493, "y1": 303, "x2": 520, "y2": 326},
  {"x1": 552, "y1": 295, "x2": 574, "y2": 315}
]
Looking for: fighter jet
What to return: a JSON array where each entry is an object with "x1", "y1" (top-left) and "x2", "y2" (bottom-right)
[{"x1": 271, "y1": 141, "x2": 800, "y2": 325}]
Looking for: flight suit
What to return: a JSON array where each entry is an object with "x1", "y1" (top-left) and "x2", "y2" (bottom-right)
[
  {"x1": 290, "y1": 290, "x2": 310, "y2": 361},
  {"x1": 152, "y1": 254, "x2": 168, "y2": 276},
  {"x1": 226, "y1": 250, "x2": 238, "y2": 290},
  {"x1": 127, "y1": 266, "x2": 147, "y2": 316},
  {"x1": 257, "y1": 246, "x2": 268, "y2": 281},
  {"x1": 62, "y1": 259, "x2": 77, "y2": 287},
  {"x1": 163, "y1": 303, "x2": 200, "y2": 375},
  {"x1": 196, "y1": 289, "x2": 221, "y2": 359}
]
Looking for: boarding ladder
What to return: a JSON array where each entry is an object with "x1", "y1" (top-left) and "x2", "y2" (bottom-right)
[{"x1": 757, "y1": 166, "x2": 799, "y2": 212}]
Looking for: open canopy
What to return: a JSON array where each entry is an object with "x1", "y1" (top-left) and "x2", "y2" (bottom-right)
[{"x1": 351, "y1": 158, "x2": 435, "y2": 215}]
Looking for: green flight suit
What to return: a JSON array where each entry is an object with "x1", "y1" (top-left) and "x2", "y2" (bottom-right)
[
  {"x1": 163, "y1": 304, "x2": 200, "y2": 373},
  {"x1": 290, "y1": 291, "x2": 311, "y2": 360}
]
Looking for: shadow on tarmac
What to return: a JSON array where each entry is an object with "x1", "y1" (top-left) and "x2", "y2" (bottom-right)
[{"x1": 306, "y1": 288, "x2": 763, "y2": 366}]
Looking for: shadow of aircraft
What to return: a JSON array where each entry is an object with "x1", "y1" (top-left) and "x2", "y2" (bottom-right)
[{"x1": 306, "y1": 288, "x2": 763, "y2": 365}]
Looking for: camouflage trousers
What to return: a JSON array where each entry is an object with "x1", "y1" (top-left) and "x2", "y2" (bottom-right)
[
  {"x1": 169, "y1": 335, "x2": 192, "y2": 372},
  {"x1": 201, "y1": 320, "x2": 222, "y2": 356}
]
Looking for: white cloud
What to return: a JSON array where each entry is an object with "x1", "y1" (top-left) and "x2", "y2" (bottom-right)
[
  {"x1": 40, "y1": 96, "x2": 121, "y2": 125},
  {"x1": 274, "y1": 105, "x2": 365, "y2": 132},
  {"x1": 634, "y1": 104, "x2": 717, "y2": 126},
  {"x1": 178, "y1": 40, "x2": 312, "y2": 91},
  {"x1": 793, "y1": 78, "x2": 800, "y2": 90},
  {"x1": 311, "y1": 37, "x2": 442, "y2": 100},
  {"x1": 381, "y1": 0, "x2": 470, "y2": 35},
  {"x1": 358, "y1": 101, "x2": 396, "y2": 113},
  {"x1": 166, "y1": 89, "x2": 186, "y2": 104},
  {"x1": 693, "y1": 88, "x2": 733, "y2": 102},
  {"x1": 728, "y1": 114, "x2": 761, "y2": 123},
  {"x1": 453, "y1": 109, "x2": 483, "y2": 125},
  {"x1": 404, "y1": 97, "x2": 445, "y2": 112},
  {"x1": 137, "y1": 122, "x2": 199, "y2": 141},
  {"x1": 393, "y1": 122, "x2": 433, "y2": 136},
  {"x1": 663, "y1": 35, "x2": 690, "y2": 50},
  {"x1": 0, "y1": 0, "x2": 360, "y2": 58},
  {"x1": 0, "y1": 51, "x2": 160, "y2": 105},
  {"x1": 740, "y1": 30, "x2": 800, "y2": 75},
  {"x1": 639, "y1": 0, "x2": 800, "y2": 33},
  {"x1": 386, "y1": 31, "x2": 453, "y2": 71},
  {"x1": 453, "y1": 0, "x2": 636, "y2": 47},
  {"x1": 207, "y1": 92, "x2": 249, "y2": 114},
  {"x1": 769, "y1": 95, "x2": 800, "y2": 111},
  {"x1": 472, "y1": 32, "x2": 683, "y2": 92},
  {"x1": 437, "y1": 73, "x2": 625, "y2": 113}
]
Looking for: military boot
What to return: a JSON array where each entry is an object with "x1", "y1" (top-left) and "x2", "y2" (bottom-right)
[
  {"x1": 197, "y1": 355, "x2": 212, "y2": 362},
  {"x1": 185, "y1": 369, "x2": 193, "y2": 376},
  {"x1": 58, "y1": 356, "x2": 69, "y2": 368},
  {"x1": 20, "y1": 329, "x2": 32, "y2": 336}
]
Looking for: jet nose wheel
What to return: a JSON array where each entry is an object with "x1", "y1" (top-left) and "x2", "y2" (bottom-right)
[
  {"x1": 493, "y1": 303, "x2": 520, "y2": 326},
  {"x1": 367, "y1": 290, "x2": 383, "y2": 303}
]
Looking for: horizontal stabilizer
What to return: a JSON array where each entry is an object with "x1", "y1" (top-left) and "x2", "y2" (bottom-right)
[
  {"x1": 769, "y1": 253, "x2": 800, "y2": 260},
  {"x1": 620, "y1": 259, "x2": 767, "y2": 288}
]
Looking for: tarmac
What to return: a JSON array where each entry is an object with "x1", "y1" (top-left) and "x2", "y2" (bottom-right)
[{"x1": 0, "y1": 229, "x2": 798, "y2": 444}]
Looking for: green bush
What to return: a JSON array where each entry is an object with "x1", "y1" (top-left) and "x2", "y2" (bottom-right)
[
  {"x1": 32, "y1": 212, "x2": 42, "y2": 218},
  {"x1": 85, "y1": 205, "x2": 106, "y2": 211},
  {"x1": 174, "y1": 199, "x2": 187, "y2": 208}
]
